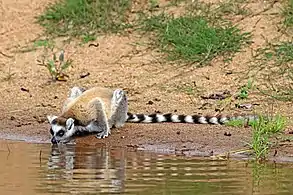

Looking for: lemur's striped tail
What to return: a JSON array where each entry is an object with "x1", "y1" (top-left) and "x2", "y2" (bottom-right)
[{"x1": 126, "y1": 112, "x2": 257, "y2": 125}]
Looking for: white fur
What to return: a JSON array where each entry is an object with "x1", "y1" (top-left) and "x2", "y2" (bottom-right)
[
  {"x1": 66, "y1": 118, "x2": 75, "y2": 130},
  {"x1": 157, "y1": 114, "x2": 166, "y2": 122},
  {"x1": 143, "y1": 115, "x2": 153, "y2": 123},
  {"x1": 198, "y1": 116, "x2": 208, "y2": 124},
  {"x1": 219, "y1": 117, "x2": 228, "y2": 124},
  {"x1": 70, "y1": 87, "x2": 84, "y2": 99},
  {"x1": 111, "y1": 89, "x2": 120, "y2": 114},
  {"x1": 184, "y1": 115, "x2": 193, "y2": 123},
  {"x1": 47, "y1": 115, "x2": 58, "y2": 124},
  {"x1": 209, "y1": 117, "x2": 219, "y2": 124},
  {"x1": 128, "y1": 115, "x2": 140, "y2": 122},
  {"x1": 171, "y1": 115, "x2": 180, "y2": 122},
  {"x1": 51, "y1": 124, "x2": 63, "y2": 134},
  {"x1": 66, "y1": 118, "x2": 74, "y2": 130}
]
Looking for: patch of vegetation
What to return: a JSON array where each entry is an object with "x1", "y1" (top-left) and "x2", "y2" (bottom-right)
[
  {"x1": 282, "y1": 0, "x2": 293, "y2": 28},
  {"x1": 81, "y1": 34, "x2": 96, "y2": 44},
  {"x1": 17, "y1": 39, "x2": 55, "y2": 53},
  {"x1": 37, "y1": 0, "x2": 132, "y2": 39},
  {"x1": 249, "y1": 114, "x2": 286, "y2": 161},
  {"x1": 36, "y1": 0, "x2": 250, "y2": 65},
  {"x1": 225, "y1": 113, "x2": 286, "y2": 161},
  {"x1": 34, "y1": 39, "x2": 55, "y2": 48},
  {"x1": 237, "y1": 79, "x2": 254, "y2": 99},
  {"x1": 225, "y1": 118, "x2": 256, "y2": 127},
  {"x1": 250, "y1": 42, "x2": 293, "y2": 101},
  {"x1": 140, "y1": 14, "x2": 251, "y2": 66},
  {"x1": 37, "y1": 46, "x2": 73, "y2": 81}
]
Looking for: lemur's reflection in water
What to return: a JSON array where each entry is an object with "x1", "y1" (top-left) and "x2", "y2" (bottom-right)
[{"x1": 46, "y1": 143, "x2": 126, "y2": 193}]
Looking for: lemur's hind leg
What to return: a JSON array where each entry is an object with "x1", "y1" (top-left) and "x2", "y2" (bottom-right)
[
  {"x1": 110, "y1": 89, "x2": 128, "y2": 128},
  {"x1": 62, "y1": 87, "x2": 87, "y2": 112},
  {"x1": 87, "y1": 98, "x2": 110, "y2": 139}
]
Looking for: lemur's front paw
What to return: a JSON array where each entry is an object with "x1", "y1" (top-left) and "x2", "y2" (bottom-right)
[{"x1": 95, "y1": 130, "x2": 111, "y2": 139}]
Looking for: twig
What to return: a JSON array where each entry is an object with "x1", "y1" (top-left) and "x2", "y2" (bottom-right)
[
  {"x1": 39, "y1": 150, "x2": 42, "y2": 167},
  {"x1": 0, "y1": 51, "x2": 13, "y2": 58},
  {"x1": 88, "y1": 43, "x2": 99, "y2": 47}
]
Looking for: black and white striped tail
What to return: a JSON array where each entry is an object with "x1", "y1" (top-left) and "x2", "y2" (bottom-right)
[{"x1": 126, "y1": 112, "x2": 257, "y2": 125}]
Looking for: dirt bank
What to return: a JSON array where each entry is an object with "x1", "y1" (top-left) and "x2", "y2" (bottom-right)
[{"x1": 1, "y1": 0, "x2": 293, "y2": 162}]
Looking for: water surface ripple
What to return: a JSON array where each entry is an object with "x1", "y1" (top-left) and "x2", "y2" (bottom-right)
[{"x1": 0, "y1": 140, "x2": 293, "y2": 195}]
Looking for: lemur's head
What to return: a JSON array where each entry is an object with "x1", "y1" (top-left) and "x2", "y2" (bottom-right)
[{"x1": 47, "y1": 115, "x2": 75, "y2": 144}]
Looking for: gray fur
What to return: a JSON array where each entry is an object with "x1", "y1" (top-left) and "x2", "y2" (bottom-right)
[
  {"x1": 62, "y1": 86, "x2": 86, "y2": 112},
  {"x1": 109, "y1": 89, "x2": 128, "y2": 128},
  {"x1": 88, "y1": 97, "x2": 110, "y2": 138}
]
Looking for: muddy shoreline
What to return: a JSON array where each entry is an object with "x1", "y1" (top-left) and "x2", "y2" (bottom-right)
[{"x1": 2, "y1": 122, "x2": 293, "y2": 163}]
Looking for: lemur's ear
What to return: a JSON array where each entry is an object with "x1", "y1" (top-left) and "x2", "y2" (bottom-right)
[
  {"x1": 66, "y1": 118, "x2": 75, "y2": 131},
  {"x1": 47, "y1": 115, "x2": 58, "y2": 124},
  {"x1": 69, "y1": 86, "x2": 86, "y2": 99}
]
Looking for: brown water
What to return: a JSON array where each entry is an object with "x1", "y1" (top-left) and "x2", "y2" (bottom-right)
[{"x1": 1, "y1": 140, "x2": 293, "y2": 195}]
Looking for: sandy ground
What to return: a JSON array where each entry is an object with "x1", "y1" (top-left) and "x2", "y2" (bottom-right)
[{"x1": 1, "y1": 0, "x2": 293, "y2": 162}]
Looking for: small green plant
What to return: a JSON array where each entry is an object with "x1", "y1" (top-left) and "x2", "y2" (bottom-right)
[
  {"x1": 225, "y1": 119, "x2": 246, "y2": 127},
  {"x1": 37, "y1": 0, "x2": 132, "y2": 40},
  {"x1": 33, "y1": 39, "x2": 54, "y2": 48},
  {"x1": 16, "y1": 39, "x2": 55, "y2": 53},
  {"x1": 238, "y1": 79, "x2": 253, "y2": 99},
  {"x1": 82, "y1": 34, "x2": 96, "y2": 44},
  {"x1": 249, "y1": 114, "x2": 286, "y2": 161},
  {"x1": 140, "y1": 14, "x2": 250, "y2": 66},
  {"x1": 38, "y1": 49, "x2": 72, "y2": 81},
  {"x1": 225, "y1": 118, "x2": 256, "y2": 127}
]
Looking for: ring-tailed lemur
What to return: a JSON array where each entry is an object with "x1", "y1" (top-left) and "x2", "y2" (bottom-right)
[{"x1": 47, "y1": 86, "x2": 257, "y2": 144}]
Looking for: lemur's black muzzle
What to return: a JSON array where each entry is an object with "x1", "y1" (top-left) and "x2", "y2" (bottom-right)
[{"x1": 51, "y1": 137, "x2": 58, "y2": 144}]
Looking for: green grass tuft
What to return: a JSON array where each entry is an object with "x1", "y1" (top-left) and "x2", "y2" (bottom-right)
[
  {"x1": 225, "y1": 118, "x2": 256, "y2": 127},
  {"x1": 237, "y1": 79, "x2": 254, "y2": 99},
  {"x1": 249, "y1": 115, "x2": 286, "y2": 161},
  {"x1": 225, "y1": 113, "x2": 286, "y2": 161},
  {"x1": 141, "y1": 14, "x2": 251, "y2": 66},
  {"x1": 225, "y1": 119, "x2": 246, "y2": 127},
  {"x1": 37, "y1": 0, "x2": 250, "y2": 64},
  {"x1": 37, "y1": 0, "x2": 132, "y2": 39}
]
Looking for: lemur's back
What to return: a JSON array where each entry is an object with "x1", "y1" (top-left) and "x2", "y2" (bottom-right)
[{"x1": 61, "y1": 87, "x2": 114, "y2": 124}]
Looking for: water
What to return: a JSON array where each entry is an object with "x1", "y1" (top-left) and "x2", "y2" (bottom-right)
[{"x1": 1, "y1": 140, "x2": 293, "y2": 195}]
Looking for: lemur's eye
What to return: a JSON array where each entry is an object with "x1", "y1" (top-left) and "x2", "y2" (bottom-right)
[
  {"x1": 50, "y1": 128, "x2": 54, "y2": 135},
  {"x1": 57, "y1": 130, "x2": 65, "y2": 137}
]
